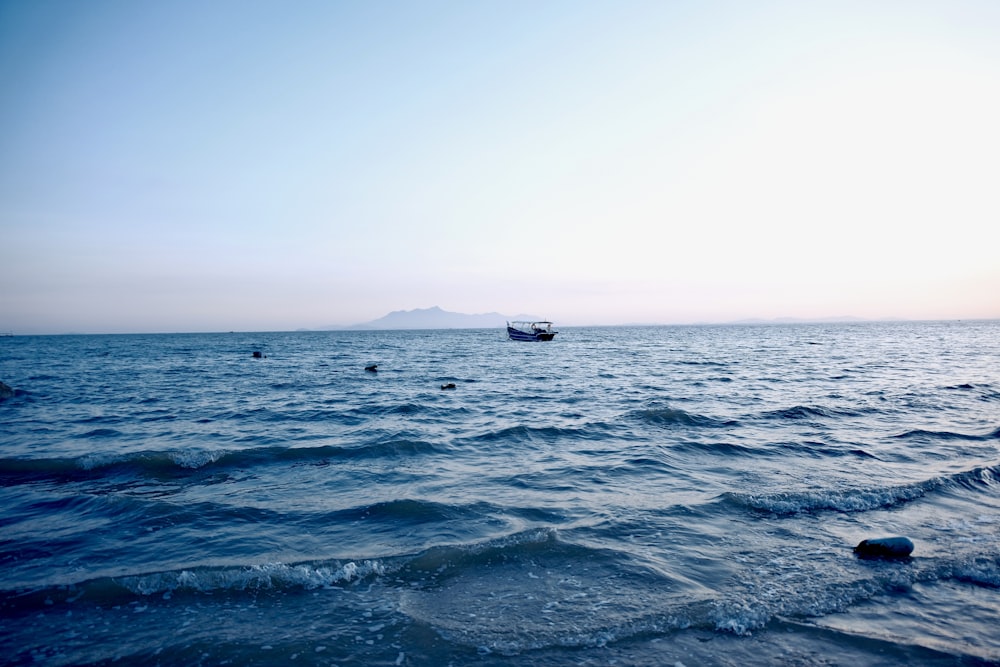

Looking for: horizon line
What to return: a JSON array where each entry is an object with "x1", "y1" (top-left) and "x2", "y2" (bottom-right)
[{"x1": 7, "y1": 316, "x2": 1000, "y2": 337}]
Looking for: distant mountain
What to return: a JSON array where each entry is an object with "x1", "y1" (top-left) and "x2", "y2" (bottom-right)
[{"x1": 346, "y1": 306, "x2": 540, "y2": 330}]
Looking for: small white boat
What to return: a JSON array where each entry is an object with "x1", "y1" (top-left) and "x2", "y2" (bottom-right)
[{"x1": 507, "y1": 321, "x2": 557, "y2": 341}]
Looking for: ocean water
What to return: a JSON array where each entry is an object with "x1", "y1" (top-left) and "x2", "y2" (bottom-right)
[{"x1": 1, "y1": 321, "x2": 999, "y2": 666}]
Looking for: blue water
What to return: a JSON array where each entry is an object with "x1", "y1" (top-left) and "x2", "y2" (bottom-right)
[{"x1": 1, "y1": 322, "x2": 999, "y2": 665}]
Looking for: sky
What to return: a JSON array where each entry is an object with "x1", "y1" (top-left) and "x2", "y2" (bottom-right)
[{"x1": 1, "y1": 0, "x2": 999, "y2": 333}]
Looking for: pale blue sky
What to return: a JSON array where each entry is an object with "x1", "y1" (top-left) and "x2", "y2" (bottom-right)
[{"x1": 2, "y1": 0, "x2": 998, "y2": 333}]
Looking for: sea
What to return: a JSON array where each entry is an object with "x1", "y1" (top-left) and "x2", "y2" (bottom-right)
[{"x1": 1, "y1": 321, "x2": 999, "y2": 666}]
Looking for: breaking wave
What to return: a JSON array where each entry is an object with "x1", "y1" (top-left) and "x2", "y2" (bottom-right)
[{"x1": 723, "y1": 464, "x2": 1000, "y2": 515}]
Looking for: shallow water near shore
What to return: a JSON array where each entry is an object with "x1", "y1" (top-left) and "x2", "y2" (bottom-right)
[{"x1": 1, "y1": 321, "x2": 999, "y2": 665}]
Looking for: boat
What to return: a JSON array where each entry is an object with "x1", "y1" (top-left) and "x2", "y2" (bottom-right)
[{"x1": 506, "y1": 321, "x2": 557, "y2": 341}]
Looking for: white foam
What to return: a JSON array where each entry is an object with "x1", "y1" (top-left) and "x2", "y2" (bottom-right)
[
  {"x1": 709, "y1": 600, "x2": 771, "y2": 635},
  {"x1": 169, "y1": 448, "x2": 227, "y2": 469},
  {"x1": 78, "y1": 452, "x2": 124, "y2": 470},
  {"x1": 742, "y1": 484, "x2": 926, "y2": 514},
  {"x1": 119, "y1": 560, "x2": 385, "y2": 595}
]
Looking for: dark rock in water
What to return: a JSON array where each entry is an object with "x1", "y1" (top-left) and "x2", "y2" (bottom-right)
[
  {"x1": 854, "y1": 536, "x2": 914, "y2": 559},
  {"x1": 0, "y1": 381, "x2": 13, "y2": 399},
  {"x1": 441, "y1": 383, "x2": 456, "y2": 390},
  {"x1": 365, "y1": 364, "x2": 378, "y2": 372},
  {"x1": 252, "y1": 351, "x2": 263, "y2": 359}
]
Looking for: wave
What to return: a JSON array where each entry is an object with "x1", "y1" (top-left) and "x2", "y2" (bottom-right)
[
  {"x1": 629, "y1": 405, "x2": 738, "y2": 428},
  {"x1": 180, "y1": 402, "x2": 469, "y2": 427},
  {"x1": 465, "y1": 422, "x2": 612, "y2": 445},
  {"x1": 326, "y1": 497, "x2": 486, "y2": 526},
  {"x1": 74, "y1": 427, "x2": 126, "y2": 439},
  {"x1": 663, "y1": 440, "x2": 766, "y2": 458},
  {"x1": 0, "y1": 529, "x2": 566, "y2": 608},
  {"x1": 893, "y1": 426, "x2": 1000, "y2": 442},
  {"x1": 119, "y1": 559, "x2": 386, "y2": 596},
  {"x1": 944, "y1": 382, "x2": 1000, "y2": 400},
  {"x1": 0, "y1": 558, "x2": 388, "y2": 613},
  {"x1": 0, "y1": 438, "x2": 448, "y2": 481},
  {"x1": 403, "y1": 528, "x2": 1000, "y2": 654},
  {"x1": 677, "y1": 359, "x2": 729, "y2": 367},
  {"x1": 949, "y1": 555, "x2": 1000, "y2": 589},
  {"x1": 758, "y1": 405, "x2": 866, "y2": 421},
  {"x1": 722, "y1": 463, "x2": 1000, "y2": 515},
  {"x1": 723, "y1": 485, "x2": 928, "y2": 515},
  {"x1": 3, "y1": 527, "x2": 999, "y2": 660},
  {"x1": 946, "y1": 383, "x2": 978, "y2": 390},
  {"x1": 708, "y1": 551, "x2": 1000, "y2": 638},
  {"x1": 401, "y1": 527, "x2": 564, "y2": 575},
  {"x1": 398, "y1": 528, "x2": 712, "y2": 655}
]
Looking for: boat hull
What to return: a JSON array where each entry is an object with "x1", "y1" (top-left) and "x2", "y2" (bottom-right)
[{"x1": 507, "y1": 327, "x2": 556, "y2": 342}]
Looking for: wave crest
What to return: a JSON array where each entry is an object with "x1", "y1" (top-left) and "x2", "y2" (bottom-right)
[
  {"x1": 894, "y1": 427, "x2": 1000, "y2": 442},
  {"x1": 119, "y1": 559, "x2": 386, "y2": 596},
  {"x1": 0, "y1": 439, "x2": 445, "y2": 481},
  {"x1": 724, "y1": 464, "x2": 1000, "y2": 515},
  {"x1": 630, "y1": 405, "x2": 736, "y2": 428}
]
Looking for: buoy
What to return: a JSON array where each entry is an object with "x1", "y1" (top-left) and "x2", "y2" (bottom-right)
[
  {"x1": 365, "y1": 364, "x2": 378, "y2": 372},
  {"x1": 854, "y1": 536, "x2": 914, "y2": 559},
  {"x1": 441, "y1": 383, "x2": 456, "y2": 390}
]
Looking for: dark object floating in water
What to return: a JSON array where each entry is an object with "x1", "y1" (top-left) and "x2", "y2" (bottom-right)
[
  {"x1": 252, "y1": 351, "x2": 263, "y2": 359},
  {"x1": 441, "y1": 383, "x2": 456, "y2": 390},
  {"x1": 365, "y1": 364, "x2": 378, "y2": 372},
  {"x1": 0, "y1": 381, "x2": 14, "y2": 399},
  {"x1": 854, "y1": 536, "x2": 914, "y2": 559}
]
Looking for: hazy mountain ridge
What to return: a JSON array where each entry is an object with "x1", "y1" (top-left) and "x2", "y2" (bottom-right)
[
  {"x1": 336, "y1": 306, "x2": 543, "y2": 330},
  {"x1": 320, "y1": 309, "x2": 911, "y2": 331}
]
